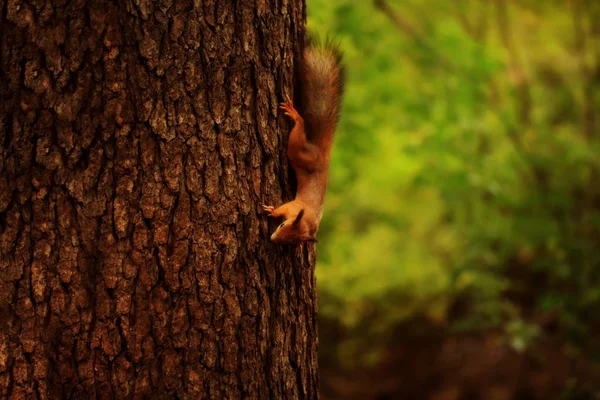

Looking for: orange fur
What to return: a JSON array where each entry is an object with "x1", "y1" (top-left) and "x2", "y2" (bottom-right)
[{"x1": 263, "y1": 41, "x2": 344, "y2": 245}]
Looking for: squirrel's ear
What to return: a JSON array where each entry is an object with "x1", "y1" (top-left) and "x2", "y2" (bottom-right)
[{"x1": 293, "y1": 209, "x2": 305, "y2": 226}]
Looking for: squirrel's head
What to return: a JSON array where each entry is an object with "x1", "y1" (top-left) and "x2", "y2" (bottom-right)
[{"x1": 270, "y1": 209, "x2": 318, "y2": 245}]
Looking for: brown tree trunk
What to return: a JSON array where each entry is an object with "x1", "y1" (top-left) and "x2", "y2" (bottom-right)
[{"x1": 0, "y1": 0, "x2": 318, "y2": 398}]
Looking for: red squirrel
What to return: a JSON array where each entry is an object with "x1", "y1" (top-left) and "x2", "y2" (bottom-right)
[{"x1": 262, "y1": 40, "x2": 345, "y2": 245}]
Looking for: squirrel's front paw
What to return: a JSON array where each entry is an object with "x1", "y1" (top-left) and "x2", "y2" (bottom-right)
[{"x1": 262, "y1": 205, "x2": 275, "y2": 216}]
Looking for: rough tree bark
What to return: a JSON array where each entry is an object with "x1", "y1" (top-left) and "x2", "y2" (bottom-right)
[{"x1": 0, "y1": 0, "x2": 319, "y2": 398}]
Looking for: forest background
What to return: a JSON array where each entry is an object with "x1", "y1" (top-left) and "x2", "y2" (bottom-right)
[{"x1": 308, "y1": 1, "x2": 600, "y2": 398}]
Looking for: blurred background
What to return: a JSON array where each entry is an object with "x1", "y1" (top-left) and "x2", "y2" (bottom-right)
[{"x1": 307, "y1": 0, "x2": 600, "y2": 399}]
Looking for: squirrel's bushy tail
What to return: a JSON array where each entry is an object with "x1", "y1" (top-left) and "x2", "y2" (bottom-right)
[{"x1": 300, "y1": 37, "x2": 345, "y2": 144}]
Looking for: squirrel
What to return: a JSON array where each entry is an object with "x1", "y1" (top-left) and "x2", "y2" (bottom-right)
[{"x1": 262, "y1": 39, "x2": 345, "y2": 245}]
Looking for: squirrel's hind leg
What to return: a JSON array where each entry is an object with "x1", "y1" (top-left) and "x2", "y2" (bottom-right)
[{"x1": 279, "y1": 96, "x2": 303, "y2": 125}]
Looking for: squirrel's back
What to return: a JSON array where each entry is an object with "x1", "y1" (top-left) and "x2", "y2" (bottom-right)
[{"x1": 300, "y1": 38, "x2": 345, "y2": 148}]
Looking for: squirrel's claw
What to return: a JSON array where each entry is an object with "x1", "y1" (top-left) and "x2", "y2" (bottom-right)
[
  {"x1": 262, "y1": 205, "x2": 275, "y2": 216},
  {"x1": 279, "y1": 97, "x2": 302, "y2": 123}
]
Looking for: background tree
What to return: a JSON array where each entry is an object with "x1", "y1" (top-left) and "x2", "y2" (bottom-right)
[{"x1": 0, "y1": 0, "x2": 318, "y2": 398}]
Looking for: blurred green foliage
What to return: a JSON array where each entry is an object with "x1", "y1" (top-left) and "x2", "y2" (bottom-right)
[{"x1": 309, "y1": 0, "x2": 600, "y2": 366}]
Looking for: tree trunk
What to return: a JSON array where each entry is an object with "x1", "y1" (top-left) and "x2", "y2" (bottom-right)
[{"x1": 0, "y1": 0, "x2": 318, "y2": 398}]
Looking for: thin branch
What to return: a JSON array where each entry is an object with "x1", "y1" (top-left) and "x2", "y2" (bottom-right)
[
  {"x1": 373, "y1": 0, "x2": 419, "y2": 41},
  {"x1": 454, "y1": 0, "x2": 490, "y2": 42},
  {"x1": 494, "y1": 0, "x2": 532, "y2": 128},
  {"x1": 373, "y1": 0, "x2": 457, "y2": 72},
  {"x1": 454, "y1": 1, "x2": 476, "y2": 38},
  {"x1": 571, "y1": 0, "x2": 596, "y2": 139}
]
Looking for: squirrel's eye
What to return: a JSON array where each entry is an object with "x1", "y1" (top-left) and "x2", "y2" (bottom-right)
[{"x1": 279, "y1": 223, "x2": 285, "y2": 228}]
